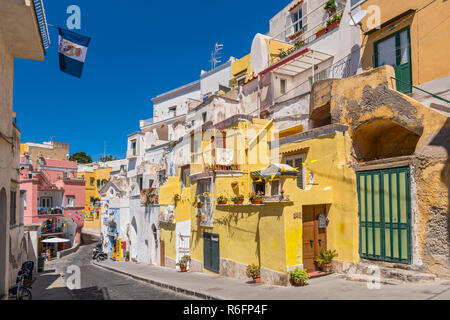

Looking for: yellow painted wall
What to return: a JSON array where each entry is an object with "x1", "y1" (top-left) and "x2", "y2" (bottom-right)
[
  {"x1": 78, "y1": 166, "x2": 112, "y2": 231},
  {"x1": 361, "y1": 0, "x2": 450, "y2": 85}
]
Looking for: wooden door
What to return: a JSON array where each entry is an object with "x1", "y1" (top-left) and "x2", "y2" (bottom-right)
[
  {"x1": 302, "y1": 221, "x2": 316, "y2": 272},
  {"x1": 160, "y1": 240, "x2": 165, "y2": 267},
  {"x1": 302, "y1": 205, "x2": 328, "y2": 273}
]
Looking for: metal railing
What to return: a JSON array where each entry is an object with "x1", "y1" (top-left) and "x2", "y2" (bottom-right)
[
  {"x1": 33, "y1": 0, "x2": 50, "y2": 49},
  {"x1": 391, "y1": 77, "x2": 450, "y2": 104}
]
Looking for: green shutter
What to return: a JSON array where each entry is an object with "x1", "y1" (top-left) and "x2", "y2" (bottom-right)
[{"x1": 357, "y1": 167, "x2": 412, "y2": 264}]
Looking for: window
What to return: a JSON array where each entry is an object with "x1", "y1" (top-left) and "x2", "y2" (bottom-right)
[
  {"x1": 202, "y1": 112, "x2": 207, "y2": 124},
  {"x1": 10, "y1": 190, "x2": 17, "y2": 227},
  {"x1": 40, "y1": 197, "x2": 52, "y2": 208},
  {"x1": 97, "y1": 180, "x2": 101, "y2": 188},
  {"x1": 284, "y1": 154, "x2": 306, "y2": 189},
  {"x1": 90, "y1": 197, "x2": 96, "y2": 204},
  {"x1": 22, "y1": 190, "x2": 27, "y2": 209},
  {"x1": 271, "y1": 180, "x2": 280, "y2": 196},
  {"x1": 158, "y1": 170, "x2": 167, "y2": 185},
  {"x1": 280, "y1": 79, "x2": 286, "y2": 95},
  {"x1": 138, "y1": 175, "x2": 143, "y2": 191},
  {"x1": 309, "y1": 69, "x2": 330, "y2": 87},
  {"x1": 131, "y1": 140, "x2": 137, "y2": 156},
  {"x1": 66, "y1": 196, "x2": 75, "y2": 208},
  {"x1": 90, "y1": 178, "x2": 94, "y2": 186},
  {"x1": 169, "y1": 106, "x2": 177, "y2": 117},
  {"x1": 291, "y1": 9, "x2": 303, "y2": 34},
  {"x1": 181, "y1": 166, "x2": 190, "y2": 189},
  {"x1": 149, "y1": 179, "x2": 154, "y2": 188},
  {"x1": 350, "y1": 0, "x2": 366, "y2": 8},
  {"x1": 252, "y1": 181, "x2": 265, "y2": 195}
]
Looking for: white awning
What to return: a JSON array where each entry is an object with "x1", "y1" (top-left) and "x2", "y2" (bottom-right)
[
  {"x1": 260, "y1": 48, "x2": 333, "y2": 77},
  {"x1": 41, "y1": 238, "x2": 71, "y2": 244}
]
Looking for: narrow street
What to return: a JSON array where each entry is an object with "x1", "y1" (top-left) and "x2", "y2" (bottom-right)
[{"x1": 37, "y1": 239, "x2": 195, "y2": 300}]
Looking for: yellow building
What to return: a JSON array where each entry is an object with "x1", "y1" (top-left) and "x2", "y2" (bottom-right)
[
  {"x1": 77, "y1": 165, "x2": 112, "y2": 234},
  {"x1": 360, "y1": 0, "x2": 450, "y2": 103}
]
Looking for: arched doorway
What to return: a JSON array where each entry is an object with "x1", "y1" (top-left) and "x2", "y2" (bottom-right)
[{"x1": 0, "y1": 188, "x2": 8, "y2": 295}]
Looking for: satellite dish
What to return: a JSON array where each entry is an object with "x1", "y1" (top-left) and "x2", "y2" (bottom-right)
[{"x1": 349, "y1": 10, "x2": 367, "y2": 26}]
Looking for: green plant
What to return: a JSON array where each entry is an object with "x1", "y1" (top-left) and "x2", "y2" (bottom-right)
[
  {"x1": 289, "y1": 268, "x2": 310, "y2": 284},
  {"x1": 317, "y1": 25, "x2": 327, "y2": 33},
  {"x1": 246, "y1": 264, "x2": 261, "y2": 279},
  {"x1": 315, "y1": 249, "x2": 339, "y2": 268},
  {"x1": 124, "y1": 251, "x2": 130, "y2": 259},
  {"x1": 173, "y1": 194, "x2": 181, "y2": 202},
  {"x1": 217, "y1": 195, "x2": 228, "y2": 203},
  {"x1": 176, "y1": 255, "x2": 191, "y2": 268},
  {"x1": 249, "y1": 192, "x2": 263, "y2": 201},
  {"x1": 327, "y1": 13, "x2": 343, "y2": 26},
  {"x1": 231, "y1": 195, "x2": 244, "y2": 202},
  {"x1": 324, "y1": 0, "x2": 337, "y2": 13}
]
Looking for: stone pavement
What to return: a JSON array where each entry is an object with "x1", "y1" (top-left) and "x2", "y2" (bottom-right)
[
  {"x1": 32, "y1": 269, "x2": 73, "y2": 300},
  {"x1": 93, "y1": 260, "x2": 450, "y2": 300}
]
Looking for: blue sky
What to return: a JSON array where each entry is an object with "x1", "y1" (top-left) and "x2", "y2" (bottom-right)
[{"x1": 14, "y1": 0, "x2": 285, "y2": 161}]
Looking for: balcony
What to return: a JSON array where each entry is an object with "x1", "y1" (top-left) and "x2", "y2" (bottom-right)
[
  {"x1": 159, "y1": 205, "x2": 175, "y2": 225},
  {"x1": 38, "y1": 208, "x2": 63, "y2": 216},
  {"x1": 195, "y1": 195, "x2": 213, "y2": 228}
]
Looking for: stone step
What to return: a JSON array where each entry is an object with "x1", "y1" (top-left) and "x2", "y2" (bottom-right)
[{"x1": 354, "y1": 262, "x2": 436, "y2": 283}]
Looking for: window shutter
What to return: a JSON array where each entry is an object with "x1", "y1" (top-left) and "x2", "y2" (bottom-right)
[{"x1": 302, "y1": 1, "x2": 308, "y2": 32}]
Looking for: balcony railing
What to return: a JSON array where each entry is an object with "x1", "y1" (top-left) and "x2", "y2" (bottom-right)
[
  {"x1": 38, "y1": 208, "x2": 63, "y2": 215},
  {"x1": 159, "y1": 212, "x2": 175, "y2": 224},
  {"x1": 126, "y1": 149, "x2": 138, "y2": 158},
  {"x1": 196, "y1": 195, "x2": 213, "y2": 227}
]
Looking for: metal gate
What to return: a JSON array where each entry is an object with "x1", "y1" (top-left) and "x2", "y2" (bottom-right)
[
  {"x1": 357, "y1": 167, "x2": 412, "y2": 264},
  {"x1": 203, "y1": 233, "x2": 220, "y2": 273}
]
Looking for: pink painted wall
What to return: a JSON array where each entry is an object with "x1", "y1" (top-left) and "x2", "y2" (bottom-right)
[{"x1": 19, "y1": 157, "x2": 86, "y2": 243}]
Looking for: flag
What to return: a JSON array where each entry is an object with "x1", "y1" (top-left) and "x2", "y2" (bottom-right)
[{"x1": 58, "y1": 28, "x2": 91, "y2": 78}]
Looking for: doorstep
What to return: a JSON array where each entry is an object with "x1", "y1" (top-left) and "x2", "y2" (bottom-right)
[{"x1": 309, "y1": 271, "x2": 332, "y2": 279}]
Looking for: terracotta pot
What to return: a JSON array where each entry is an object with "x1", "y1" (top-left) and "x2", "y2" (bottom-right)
[
  {"x1": 233, "y1": 201, "x2": 244, "y2": 205},
  {"x1": 196, "y1": 215, "x2": 202, "y2": 221},
  {"x1": 321, "y1": 263, "x2": 332, "y2": 273},
  {"x1": 180, "y1": 266, "x2": 187, "y2": 272},
  {"x1": 326, "y1": 20, "x2": 340, "y2": 33},
  {"x1": 316, "y1": 28, "x2": 328, "y2": 39},
  {"x1": 218, "y1": 201, "x2": 227, "y2": 205},
  {"x1": 251, "y1": 200, "x2": 262, "y2": 205},
  {"x1": 197, "y1": 204, "x2": 203, "y2": 209},
  {"x1": 253, "y1": 276, "x2": 261, "y2": 283},
  {"x1": 291, "y1": 279, "x2": 305, "y2": 287},
  {"x1": 125, "y1": 257, "x2": 129, "y2": 262}
]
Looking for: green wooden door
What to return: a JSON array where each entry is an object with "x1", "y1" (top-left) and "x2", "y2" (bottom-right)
[
  {"x1": 357, "y1": 167, "x2": 412, "y2": 264},
  {"x1": 203, "y1": 233, "x2": 220, "y2": 273},
  {"x1": 375, "y1": 27, "x2": 412, "y2": 94}
]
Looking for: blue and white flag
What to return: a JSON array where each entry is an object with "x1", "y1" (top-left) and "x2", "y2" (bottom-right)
[{"x1": 58, "y1": 28, "x2": 91, "y2": 78}]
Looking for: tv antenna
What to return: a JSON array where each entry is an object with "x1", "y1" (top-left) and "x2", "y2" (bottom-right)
[
  {"x1": 210, "y1": 43, "x2": 224, "y2": 70},
  {"x1": 349, "y1": 10, "x2": 367, "y2": 32}
]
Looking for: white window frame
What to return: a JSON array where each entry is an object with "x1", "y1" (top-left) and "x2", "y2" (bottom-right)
[
  {"x1": 66, "y1": 196, "x2": 75, "y2": 208},
  {"x1": 283, "y1": 153, "x2": 306, "y2": 190},
  {"x1": 350, "y1": 0, "x2": 367, "y2": 10},
  {"x1": 291, "y1": 7, "x2": 304, "y2": 34}
]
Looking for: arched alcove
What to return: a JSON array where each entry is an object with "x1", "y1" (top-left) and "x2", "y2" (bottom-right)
[{"x1": 353, "y1": 120, "x2": 422, "y2": 162}]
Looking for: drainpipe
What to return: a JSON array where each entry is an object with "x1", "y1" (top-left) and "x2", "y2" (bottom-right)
[{"x1": 257, "y1": 75, "x2": 261, "y2": 119}]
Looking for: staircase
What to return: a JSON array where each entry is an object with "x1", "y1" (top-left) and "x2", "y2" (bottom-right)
[{"x1": 344, "y1": 261, "x2": 437, "y2": 285}]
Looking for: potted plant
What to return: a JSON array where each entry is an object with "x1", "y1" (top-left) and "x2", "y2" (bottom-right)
[
  {"x1": 217, "y1": 195, "x2": 228, "y2": 205},
  {"x1": 289, "y1": 268, "x2": 310, "y2": 287},
  {"x1": 124, "y1": 251, "x2": 130, "y2": 262},
  {"x1": 315, "y1": 249, "x2": 338, "y2": 273},
  {"x1": 324, "y1": 0, "x2": 337, "y2": 15},
  {"x1": 177, "y1": 255, "x2": 191, "y2": 272},
  {"x1": 280, "y1": 189, "x2": 285, "y2": 200},
  {"x1": 231, "y1": 195, "x2": 244, "y2": 205},
  {"x1": 289, "y1": 29, "x2": 303, "y2": 41},
  {"x1": 326, "y1": 13, "x2": 342, "y2": 32},
  {"x1": 249, "y1": 192, "x2": 263, "y2": 205},
  {"x1": 246, "y1": 264, "x2": 261, "y2": 283},
  {"x1": 231, "y1": 181, "x2": 239, "y2": 188},
  {"x1": 173, "y1": 194, "x2": 181, "y2": 202}
]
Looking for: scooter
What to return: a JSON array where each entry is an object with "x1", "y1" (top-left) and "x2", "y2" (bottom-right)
[{"x1": 92, "y1": 244, "x2": 108, "y2": 262}]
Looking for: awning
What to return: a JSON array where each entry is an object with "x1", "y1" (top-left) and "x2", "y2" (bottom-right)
[
  {"x1": 260, "y1": 48, "x2": 333, "y2": 77},
  {"x1": 252, "y1": 164, "x2": 298, "y2": 179},
  {"x1": 41, "y1": 238, "x2": 71, "y2": 244}
]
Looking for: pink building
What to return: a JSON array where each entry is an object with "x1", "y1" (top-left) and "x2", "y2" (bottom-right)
[{"x1": 20, "y1": 155, "x2": 85, "y2": 254}]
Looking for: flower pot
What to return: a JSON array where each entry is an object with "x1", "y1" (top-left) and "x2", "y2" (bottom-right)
[
  {"x1": 197, "y1": 204, "x2": 203, "y2": 209},
  {"x1": 253, "y1": 276, "x2": 261, "y2": 283},
  {"x1": 196, "y1": 215, "x2": 202, "y2": 221},
  {"x1": 180, "y1": 266, "x2": 187, "y2": 272},
  {"x1": 251, "y1": 200, "x2": 262, "y2": 205},
  {"x1": 233, "y1": 201, "x2": 244, "y2": 205},
  {"x1": 321, "y1": 263, "x2": 333, "y2": 273},
  {"x1": 291, "y1": 278, "x2": 305, "y2": 287},
  {"x1": 316, "y1": 28, "x2": 328, "y2": 39},
  {"x1": 218, "y1": 201, "x2": 227, "y2": 205},
  {"x1": 326, "y1": 20, "x2": 340, "y2": 33},
  {"x1": 125, "y1": 257, "x2": 129, "y2": 262}
]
